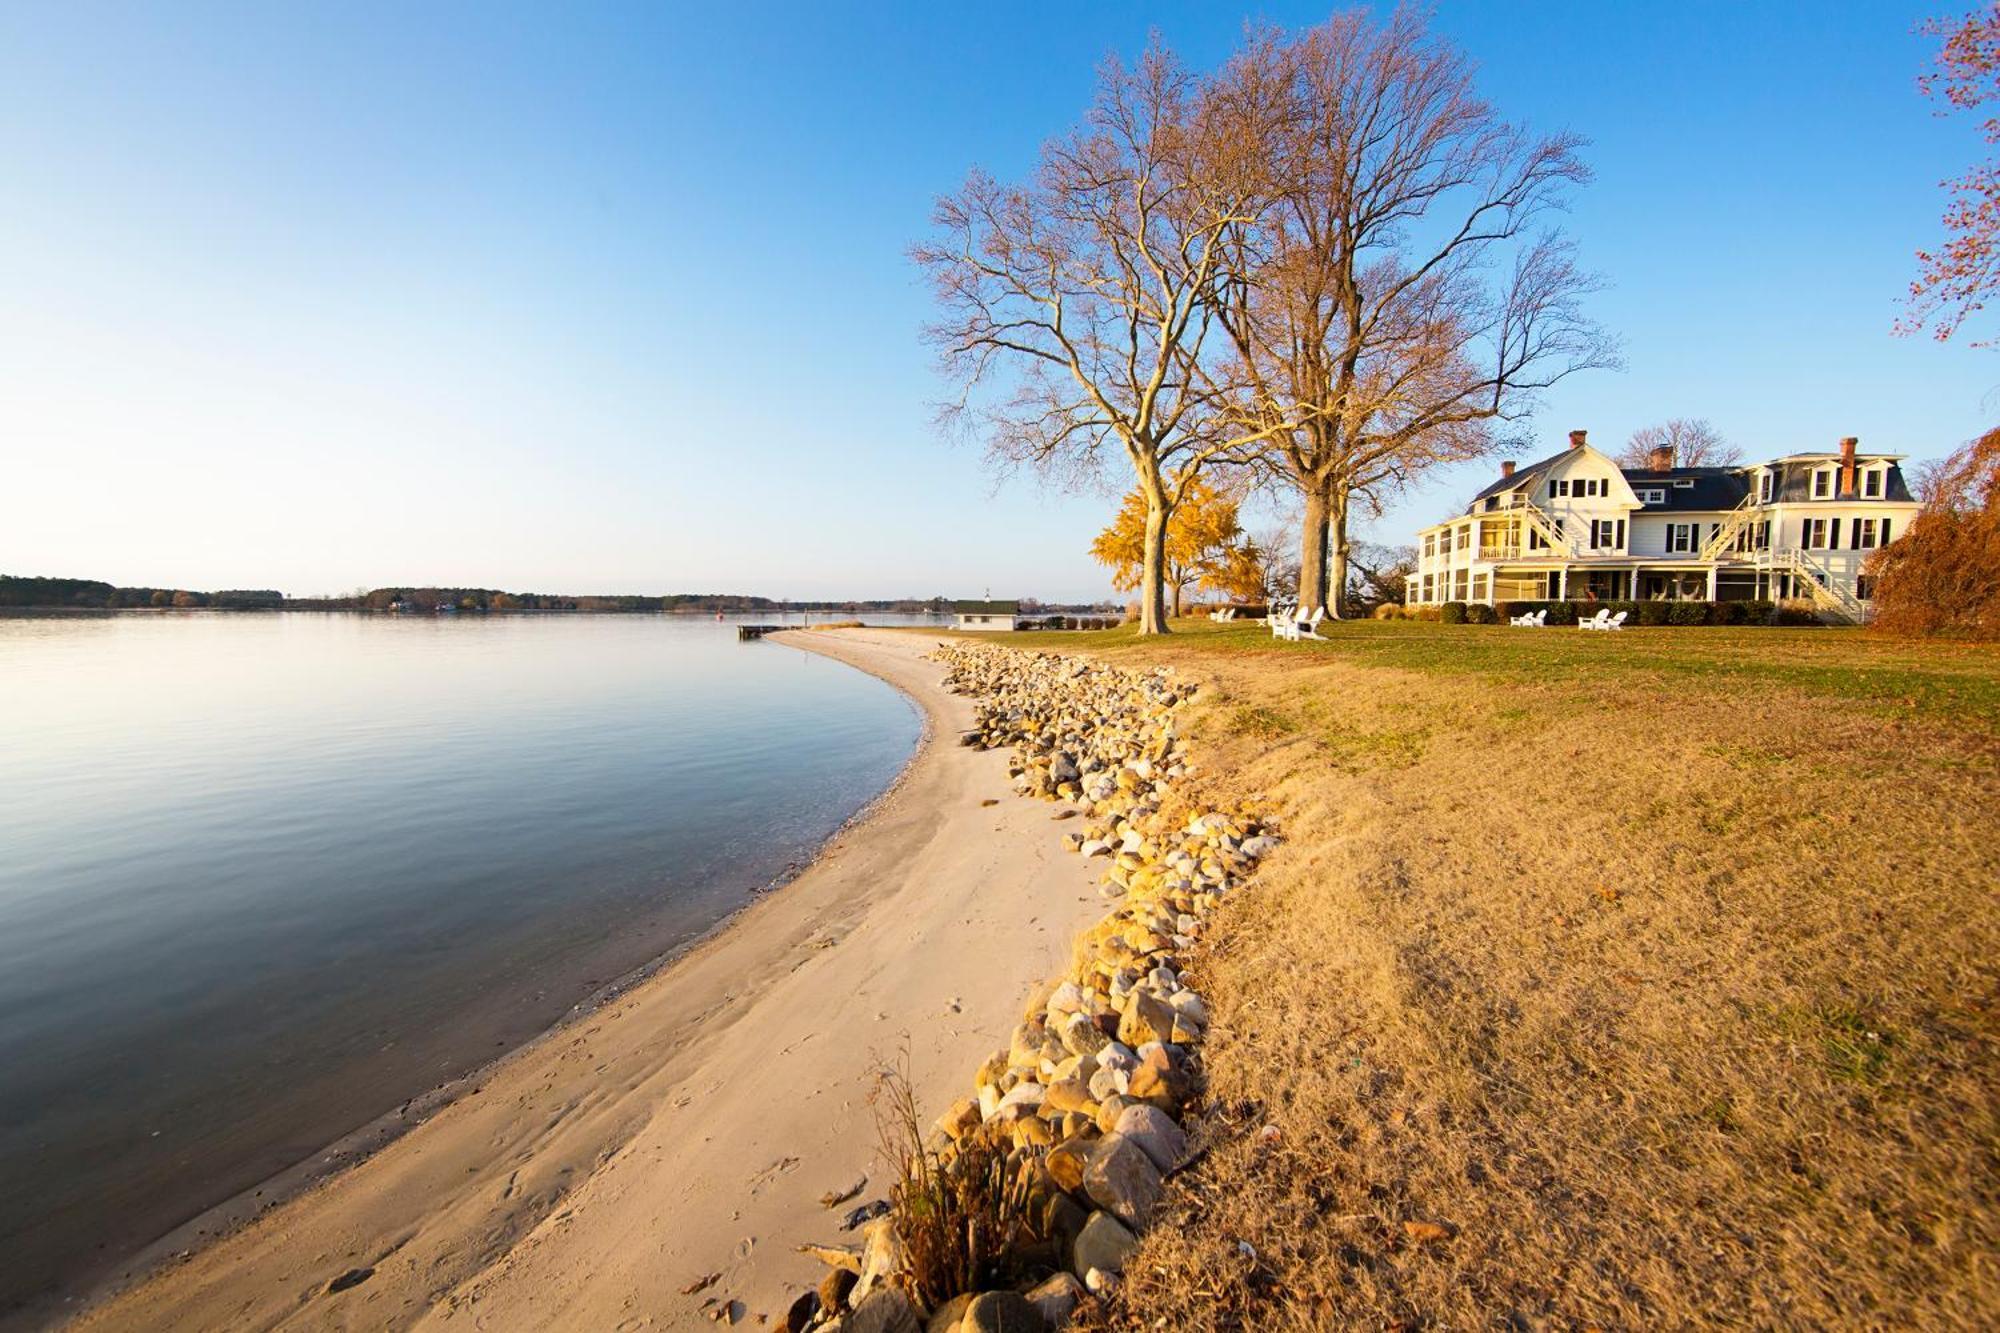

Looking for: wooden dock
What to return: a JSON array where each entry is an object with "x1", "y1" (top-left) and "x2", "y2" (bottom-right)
[{"x1": 737, "y1": 624, "x2": 789, "y2": 640}]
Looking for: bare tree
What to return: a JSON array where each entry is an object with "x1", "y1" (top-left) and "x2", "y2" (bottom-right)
[
  {"x1": 1347, "y1": 541, "x2": 1418, "y2": 609},
  {"x1": 1250, "y1": 520, "x2": 1301, "y2": 602},
  {"x1": 1616, "y1": 418, "x2": 1742, "y2": 468},
  {"x1": 915, "y1": 44, "x2": 1292, "y2": 634},
  {"x1": 1209, "y1": 11, "x2": 1616, "y2": 617}
]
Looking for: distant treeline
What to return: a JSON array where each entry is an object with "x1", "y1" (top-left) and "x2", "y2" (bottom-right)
[
  {"x1": 1, "y1": 577, "x2": 1104, "y2": 615},
  {"x1": 287, "y1": 589, "x2": 970, "y2": 613},
  {"x1": 0, "y1": 577, "x2": 283, "y2": 610}
]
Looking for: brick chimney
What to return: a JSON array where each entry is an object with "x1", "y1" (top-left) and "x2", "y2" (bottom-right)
[
  {"x1": 1500, "y1": 459, "x2": 1516, "y2": 478},
  {"x1": 1568, "y1": 429, "x2": 1588, "y2": 450},
  {"x1": 1648, "y1": 444, "x2": 1674, "y2": 471},
  {"x1": 1838, "y1": 437, "x2": 1858, "y2": 497}
]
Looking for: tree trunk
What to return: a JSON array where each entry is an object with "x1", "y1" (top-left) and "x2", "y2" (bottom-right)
[
  {"x1": 1326, "y1": 483, "x2": 1353, "y2": 619},
  {"x1": 1170, "y1": 578, "x2": 1185, "y2": 617},
  {"x1": 1138, "y1": 491, "x2": 1173, "y2": 635},
  {"x1": 1296, "y1": 481, "x2": 1334, "y2": 615}
]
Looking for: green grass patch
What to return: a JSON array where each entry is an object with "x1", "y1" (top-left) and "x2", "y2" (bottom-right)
[{"x1": 981, "y1": 617, "x2": 2000, "y2": 734}]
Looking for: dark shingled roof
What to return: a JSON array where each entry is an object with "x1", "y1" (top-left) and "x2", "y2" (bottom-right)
[
  {"x1": 1622, "y1": 467, "x2": 1750, "y2": 512},
  {"x1": 1770, "y1": 459, "x2": 1916, "y2": 503},
  {"x1": 1469, "y1": 452, "x2": 1564, "y2": 505},
  {"x1": 1462, "y1": 447, "x2": 1915, "y2": 519},
  {"x1": 953, "y1": 600, "x2": 1020, "y2": 615}
]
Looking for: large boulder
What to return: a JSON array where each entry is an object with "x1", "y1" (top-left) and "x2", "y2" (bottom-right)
[
  {"x1": 1116, "y1": 990, "x2": 1179, "y2": 1049},
  {"x1": 1082, "y1": 1133, "x2": 1162, "y2": 1230},
  {"x1": 962, "y1": 1290, "x2": 1044, "y2": 1333},
  {"x1": 1024, "y1": 1272, "x2": 1084, "y2": 1327},
  {"x1": 1071, "y1": 1209, "x2": 1139, "y2": 1278},
  {"x1": 926, "y1": 1293, "x2": 976, "y2": 1332},
  {"x1": 1114, "y1": 1103, "x2": 1189, "y2": 1173},
  {"x1": 845, "y1": 1288, "x2": 922, "y2": 1333}
]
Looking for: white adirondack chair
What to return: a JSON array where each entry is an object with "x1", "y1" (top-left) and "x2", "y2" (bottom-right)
[
  {"x1": 1269, "y1": 608, "x2": 1295, "y2": 639},
  {"x1": 1292, "y1": 607, "x2": 1327, "y2": 640},
  {"x1": 1578, "y1": 608, "x2": 1612, "y2": 631},
  {"x1": 1602, "y1": 610, "x2": 1628, "y2": 631}
]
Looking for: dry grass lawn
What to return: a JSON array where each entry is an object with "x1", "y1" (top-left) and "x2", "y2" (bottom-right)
[{"x1": 971, "y1": 620, "x2": 2000, "y2": 1329}]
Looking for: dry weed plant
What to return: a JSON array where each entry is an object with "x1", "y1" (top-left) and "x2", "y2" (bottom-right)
[
  {"x1": 1070, "y1": 646, "x2": 1999, "y2": 1330},
  {"x1": 870, "y1": 1060, "x2": 1041, "y2": 1311}
]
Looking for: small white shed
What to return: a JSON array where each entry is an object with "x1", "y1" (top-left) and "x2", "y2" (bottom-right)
[{"x1": 952, "y1": 599, "x2": 1021, "y2": 631}]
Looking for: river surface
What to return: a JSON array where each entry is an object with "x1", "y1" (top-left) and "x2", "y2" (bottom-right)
[{"x1": 0, "y1": 611, "x2": 928, "y2": 1319}]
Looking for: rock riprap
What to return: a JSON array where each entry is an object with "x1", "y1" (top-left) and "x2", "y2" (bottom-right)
[{"x1": 792, "y1": 643, "x2": 1277, "y2": 1331}]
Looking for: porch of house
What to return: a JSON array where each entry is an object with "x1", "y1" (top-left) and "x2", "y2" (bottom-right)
[{"x1": 1487, "y1": 563, "x2": 1760, "y2": 604}]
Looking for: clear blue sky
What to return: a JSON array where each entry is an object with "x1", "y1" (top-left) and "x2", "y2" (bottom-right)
[{"x1": 0, "y1": 1, "x2": 1991, "y2": 600}]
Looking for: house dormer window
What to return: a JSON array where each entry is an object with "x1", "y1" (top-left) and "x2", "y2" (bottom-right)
[
  {"x1": 1636, "y1": 487, "x2": 1665, "y2": 504},
  {"x1": 1862, "y1": 468, "x2": 1883, "y2": 499},
  {"x1": 1758, "y1": 471, "x2": 1774, "y2": 503},
  {"x1": 1672, "y1": 479, "x2": 1694, "y2": 489},
  {"x1": 1812, "y1": 469, "x2": 1832, "y2": 499}
]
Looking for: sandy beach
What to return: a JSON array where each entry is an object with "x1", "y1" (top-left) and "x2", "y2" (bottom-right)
[{"x1": 73, "y1": 628, "x2": 1106, "y2": 1332}]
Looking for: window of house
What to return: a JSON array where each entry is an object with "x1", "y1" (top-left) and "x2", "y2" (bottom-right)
[
  {"x1": 1551, "y1": 479, "x2": 1568, "y2": 497},
  {"x1": 1668, "y1": 522, "x2": 1696, "y2": 553},
  {"x1": 1636, "y1": 487, "x2": 1665, "y2": 504},
  {"x1": 1862, "y1": 468, "x2": 1883, "y2": 499},
  {"x1": 1759, "y1": 471, "x2": 1774, "y2": 503},
  {"x1": 1454, "y1": 569, "x2": 1469, "y2": 600},
  {"x1": 1527, "y1": 527, "x2": 1547, "y2": 551},
  {"x1": 1852, "y1": 517, "x2": 1880, "y2": 549},
  {"x1": 1423, "y1": 534, "x2": 1435, "y2": 558},
  {"x1": 1812, "y1": 469, "x2": 1832, "y2": 499},
  {"x1": 1857, "y1": 574, "x2": 1876, "y2": 601},
  {"x1": 1804, "y1": 517, "x2": 1832, "y2": 548},
  {"x1": 1472, "y1": 573, "x2": 1489, "y2": 602},
  {"x1": 1421, "y1": 574, "x2": 1434, "y2": 601},
  {"x1": 1455, "y1": 526, "x2": 1469, "y2": 551},
  {"x1": 1590, "y1": 519, "x2": 1625, "y2": 549},
  {"x1": 1673, "y1": 478, "x2": 1694, "y2": 489}
]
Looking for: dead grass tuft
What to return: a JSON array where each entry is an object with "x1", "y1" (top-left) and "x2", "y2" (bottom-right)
[{"x1": 871, "y1": 1063, "x2": 1040, "y2": 1310}]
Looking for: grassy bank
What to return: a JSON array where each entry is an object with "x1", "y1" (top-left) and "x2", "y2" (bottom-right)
[{"x1": 942, "y1": 619, "x2": 1999, "y2": 1327}]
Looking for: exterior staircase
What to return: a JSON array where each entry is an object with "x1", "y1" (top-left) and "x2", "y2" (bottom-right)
[
  {"x1": 1772, "y1": 549, "x2": 1866, "y2": 623},
  {"x1": 1510, "y1": 495, "x2": 1582, "y2": 558},
  {"x1": 1699, "y1": 495, "x2": 1759, "y2": 562}
]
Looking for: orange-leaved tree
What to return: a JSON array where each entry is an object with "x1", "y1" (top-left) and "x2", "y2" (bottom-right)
[
  {"x1": 1902, "y1": 2, "x2": 2000, "y2": 341},
  {"x1": 1201, "y1": 538, "x2": 1271, "y2": 604},
  {"x1": 1091, "y1": 477, "x2": 1245, "y2": 615},
  {"x1": 1866, "y1": 427, "x2": 2000, "y2": 636}
]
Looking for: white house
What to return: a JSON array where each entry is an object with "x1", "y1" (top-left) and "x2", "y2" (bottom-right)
[
  {"x1": 1407, "y1": 431, "x2": 1921, "y2": 622},
  {"x1": 953, "y1": 599, "x2": 1022, "y2": 631}
]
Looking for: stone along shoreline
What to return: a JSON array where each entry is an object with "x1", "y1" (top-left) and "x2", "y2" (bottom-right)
[{"x1": 783, "y1": 642, "x2": 1277, "y2": 1333}]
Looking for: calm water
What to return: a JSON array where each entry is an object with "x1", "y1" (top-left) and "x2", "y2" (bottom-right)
[{"x1": 0, "y1": 611, "x2": 925, "y2": 1317}]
